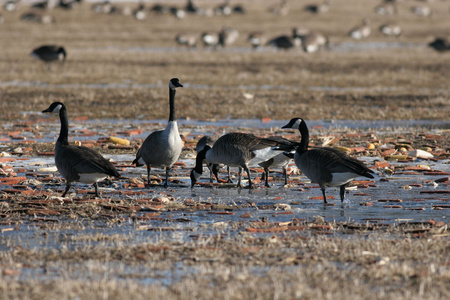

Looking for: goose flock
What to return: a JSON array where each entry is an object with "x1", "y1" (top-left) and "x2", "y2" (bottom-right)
[
  {"x1": 5, "y1": 0, "x2": 448, "y2": 204},
  {"x1": 40, "y1": 75, "x2": 378, "y2": 204}
]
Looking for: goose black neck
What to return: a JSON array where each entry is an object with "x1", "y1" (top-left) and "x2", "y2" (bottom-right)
[
  {"x1": 169, "y1": 88, "x2": 176, "y2": 122},
  {"x1": 58, "y1": 105, "x2": 70, "y2": 145},
  {"x1": 298, "y1": 120, "x2": 309, "y2": 153},
  {"x1": 194, "y1": 147, "x2": 209, "y2": 174}
]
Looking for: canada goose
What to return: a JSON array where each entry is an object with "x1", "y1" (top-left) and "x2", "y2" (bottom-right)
[
  {"x1": 412, "y1": 6, "x2": 431, "y2": 17},
  {"x1": 268, "y1": 28, "x2": 301, "y2": 50},
  {"x1": 428, "y1": 37, "x2": 450, "y2": 52},
  {"x1": 379, "y1": 23, "x2": 402, "y2": 37},
  {"x1": 133, "y1": 3, "x2": 147, "y2": 21},
  {"x1": 257, "y1": 136, "x2": 297, "y2": 187},
  {"x1": 31, "y1": 45, "x2": 66, "y2": 64},
  {"x1": 349, "y1": 18, "x2": 371, "y2": 40},
  {"x1": 375, "y1": 3, "x2": 397, "y2": 15},
  {"x1": 172, "y1": 8, "x2": 186, "y2": 19},
  {"x1": 190, "y1": 133, "x2": 289, "y2": 188},
  {"x1": 42, "y1": 102, "x2": 121, "y2": 197},
  {"x1": 133, "y1": 78, "x2": 184, "y2": 187},
  {"x1": 175, "y1": 33, "x2": 198, "y2": 48},
  {"x1": 21, "y1": 13, "x2": 55, "y2": 24},
  {"x1": 218, "y1": 27, "x2": 239, "y2": 48},
  {"x1": 301, "y1": 31, "x2": 329, "y2": 53},
  {"x1": 201, "y1": 31, "x2": 220, "y2": 48},
  {"x1": 185, "y1": 0, "x2": 198, "y2": 14},
  {"x1": 282, "y1": 118, "x2": 375, "y2": 203},
  {"x1": 214, "y1": 0, "x2": 232, "y2": 16},
  {"x1": 247, "y1": 31, "x2": 267, "y2": 49},
  {"x1": 269, "y1": 0, "x2": 289, "y2": 16},
  {"x1": 304, "y1": 0, "x2": 331, "y2": 14},
  {"x1": 4, "y1": 0, "x2": 17, "y2": 12},
  {"x1": 196, "y1": 135, "x2": 221, "y2": 182}
]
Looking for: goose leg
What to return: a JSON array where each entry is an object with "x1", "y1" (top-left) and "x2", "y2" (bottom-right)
[
  {"x1": 263, "y1": 167, "x2": 270, "y2": 187},
  {"x1": 212, "y1": 164, "x2": 221, "y2": 183},
  {"x1": 321, "y1": 188, "x2": 328, "y2": 204},
  {"x1": 62, "y1": 183, "x2": 71, "y2": 197},
  {"x1": 146, "y1": 165, "x2": 151, "y2": 187},
  {"x1": 245, "y1": 166, "x2": 253, "y2": 189},
  {"x1": 283, "y1": 167, "x2": 288, "y2": 185},
  {"x1": 93, "y1": 182, "x2": 100, "y2": 197},
  {"x1": 208, "y1": 163, "x2": 214, "y2": 183},
  {"x1": 237, "y1": 167, "x2": 243, "y2": 188},
  {"x1": 340, "y1": 185, "x2": 346, "y2": 202},
  {"x1": 226, "y1": 166, "x2": 233, "y2": 183},
  {"x1": 164, "y1": 167, "x2": 170, "y2": 188}
]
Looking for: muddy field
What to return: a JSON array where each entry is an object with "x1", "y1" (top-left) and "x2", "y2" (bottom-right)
[{"x1": 0, "y1": 0, "x2": 449, "y2": 299}]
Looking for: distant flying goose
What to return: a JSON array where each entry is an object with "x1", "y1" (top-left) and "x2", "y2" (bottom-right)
[
  {"x1": 31, "y1": 45, "x2": 66, "y2": 62},
  {"x1": 190, "y1": 133, "x2": 290, "y2": 188},
  {"x1": 42, "y1": 102, "x2": 121, "y2": 197},
  {"x1": 133, "y1": 78, "x2": 184, "y2": 187},
  {"x1": 282, "y1": 118, "x2": 375, "y2": 203}
]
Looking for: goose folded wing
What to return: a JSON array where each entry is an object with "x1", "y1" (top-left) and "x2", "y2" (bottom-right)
[
  {"x1": 65, "y1": 146, "x2": 119, "y2": 177},
  {"x1": 323, "y1": 147, "x2": 375, "y2": 177}
]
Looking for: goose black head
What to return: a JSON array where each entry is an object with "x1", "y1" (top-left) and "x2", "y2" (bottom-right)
[
  {"x1": 190, "y1": 169, "x2": 201, "y2": 188},
  {"x1": 42, "y1": 102, "x2": 65, "y2": 114},
  {"x1": 282, "y1": 118, "x2": 304, "y2": 129},
  {"x1": 58, "y1": 47, "x2": 67, "y2": 61},
  {"x1": 169, "y1": 78, "x2": 183, "y2": 89}
]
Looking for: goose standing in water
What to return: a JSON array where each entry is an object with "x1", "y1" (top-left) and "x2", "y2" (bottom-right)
[
  {"x1": 42, "y1": 102, "x2": 121, "y2": 197},
  {"x1": 258, "y1": 136, "x2": 296, "y2": 187},
  {"x1": 190, "y1": 133, "x2": 292, "y2": 188},
  {"x1": 196, "y1": 135, "x2": 221, "y2": 183},
  {"x1": 282, "y1": 118, "x2": 374, "y2": 203},
  {"x1": 133, "y1": 78, "x2": 184, "y2": 187}
]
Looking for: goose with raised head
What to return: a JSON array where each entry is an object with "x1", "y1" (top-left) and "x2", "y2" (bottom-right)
[
  {"x1": 31, "y1": 45, "x2": 66, "y2": 63},
  {"x1": 282, "y1": 118, "x2": 375, "y2": 203},
  {"x1": 190, "y1": 133, "x2": 291, "y2": 188},
  {"x1": 133, "y1": 78, "x2": 184, "y2": 187},
  {"x1": 42, "y1": 102, "x2": 121, "y2": 197}
]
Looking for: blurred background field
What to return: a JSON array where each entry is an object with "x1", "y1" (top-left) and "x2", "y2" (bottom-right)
[{"x1": 0, "y1": 0, "x2": 449, "y2": 122}]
